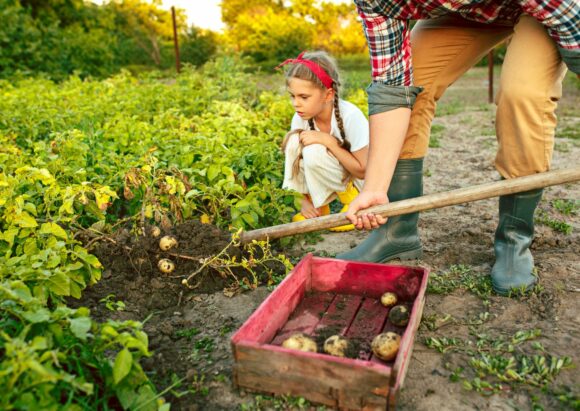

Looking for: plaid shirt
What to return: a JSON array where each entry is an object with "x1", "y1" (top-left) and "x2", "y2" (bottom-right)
[{"x1": 356, "y1": 0, "x2": 580, "y2": 86}]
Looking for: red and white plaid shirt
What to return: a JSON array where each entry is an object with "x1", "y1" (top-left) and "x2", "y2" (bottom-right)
[{"x1": 356, "y1": 0, "x2": 580, "y2": 86}]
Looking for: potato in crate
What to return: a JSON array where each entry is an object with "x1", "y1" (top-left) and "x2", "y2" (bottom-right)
[{"x1": 231, "y1": 254, "x2": 429, "y2": 410}]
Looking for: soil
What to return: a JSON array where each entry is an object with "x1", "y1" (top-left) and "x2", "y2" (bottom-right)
[{"x1": 74, "y1": 70, "x2": 579, "y2": 410}]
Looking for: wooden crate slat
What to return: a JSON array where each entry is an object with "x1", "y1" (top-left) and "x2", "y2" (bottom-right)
[
  {"x1": 314, "y1": 293, "x2": 363, "y2": 337},
  {"x1": 234, "y1": 343, "x2": 391, "y2": 410},
  {"x1": 270, "y1": 292, "x2": 335, "y2": 345},
  {"x1": 231, "y1": 254, "x2": 312, "y2": 345},
  {"x1": 345, "y1": 298, "x2": 389, "y2": 360},
  {"x1": 311, "y1": 258, "x2": 423, "y2": 301}
]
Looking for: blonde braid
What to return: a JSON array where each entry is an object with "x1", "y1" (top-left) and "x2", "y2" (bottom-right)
[{"x1": 333, "y1": 87, "x2": 350, "y2": 152}]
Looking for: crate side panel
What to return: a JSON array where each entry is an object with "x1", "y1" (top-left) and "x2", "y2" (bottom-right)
[
  {"x1": 232, "y1": 255, "x2": 312, "y2": 345},
  {"x1": 390, "y1": 294, "x2": 427, "y2": 388},
  {"x1": 270, "y1": 292, "x2": 335, "y2": 345},
  {"x1": 389, "y1": 267, "x2": 429, "y2": 387},
  {"x1": 235, "y1": 344, "x2": 390, "y2": 410},
  {"x1": 311, "y1": 258, "x2": 424, "y2": 301}
]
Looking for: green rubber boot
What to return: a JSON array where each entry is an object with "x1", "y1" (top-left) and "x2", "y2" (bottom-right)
[
  {"x1": 336, "y1": 158, "x2": 423, "y2": 263},
  {"x1": 491, "y1": 188, "x2": 543, "y2": 296}
]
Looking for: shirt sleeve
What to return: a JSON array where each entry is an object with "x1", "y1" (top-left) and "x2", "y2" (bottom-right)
[
  {"x1": 290, "y1": 113, "x2": 303, "y2": 130},
  {"x1": 520, "y1": 0, "x2": 580, "y2": 75},
  {"x1": 355, "y1": 0, "x2": 423, "y2": 115},
  {"x1": 355, "y1": 0, "x2": 412, "y2": 86},
  {"x1": 343, "y1": 105, "x2": 369, "y2": 152}
]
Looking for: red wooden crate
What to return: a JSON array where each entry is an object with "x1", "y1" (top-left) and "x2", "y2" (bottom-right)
[{"x1": 231, "y1": 254, "x2": 429, "y2": 410}]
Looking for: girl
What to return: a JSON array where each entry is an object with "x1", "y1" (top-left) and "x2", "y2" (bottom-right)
[{"x1": 278, "y1": 51, "x2": 369, "y2": 232}]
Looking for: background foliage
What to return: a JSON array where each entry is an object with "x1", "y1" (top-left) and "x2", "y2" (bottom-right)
[{"x1": 0, "y1": 0, "x2": 369, "y2": 80}]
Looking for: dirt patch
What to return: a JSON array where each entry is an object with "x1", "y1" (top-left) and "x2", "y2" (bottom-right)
[{"x1": 70, "y1": 220, "x2": 283, "y2": 410}]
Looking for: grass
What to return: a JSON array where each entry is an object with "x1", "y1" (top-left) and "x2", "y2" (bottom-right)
[
  {"x1": 424, "y1": 329, "x2": 574, "y2": 398},
  {"x1": 174, "y1": 327, "x2": 200, "y2": 340},
  {"x1": 436, "y1": 99, "x2": 464, "y2": 116},
  {"x1": 535, "y1": 210, "x2": 573, "y2": 235},
  {"x1": 553, "y1": 199, "x2": 579, "y2": 216},
  {"x1": 241, "y1": 394, "x2": 324, "y2": 410},
  {"x1": 557, "y1": 125, "x2": 579, "y2": 140},
  {"x1": 427, "y1": 265, "x2": 493, "y2": 299},
  {"x1": 430, "y1": 124, "x2": 445, "y2": 148}
]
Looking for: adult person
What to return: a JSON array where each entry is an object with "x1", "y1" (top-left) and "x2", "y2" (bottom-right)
[{"x1": 338, "y1": 0, "x2": 579, "y2": 295}]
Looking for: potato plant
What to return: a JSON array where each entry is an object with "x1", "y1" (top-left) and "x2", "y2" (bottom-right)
[{"x1": 0, "y1": 56, "x2": 302, "y2": 409}]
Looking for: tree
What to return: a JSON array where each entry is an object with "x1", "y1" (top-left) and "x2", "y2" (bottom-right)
[
  {"x1": 221, "y1": 0, "x2": 283, "y2": 27},
  {"x1": 226, "y1": 8, "x2": 313, "y2": 62},
  {"x1": 222, "y1": 0, "x2": 367, "y2": 62},
  {"x1": 108, "y1": 0, "x2": 186, "y2": 66},
  {"x1": 180, "y1": 26, "x2": 219, "y2": 67}
]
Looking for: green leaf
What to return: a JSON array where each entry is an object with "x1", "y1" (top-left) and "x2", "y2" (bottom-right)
[
  {"x1": 134, "y1": 383, "x2": 158, "y2": 411},
  {"x1": 22, "y1": 308, "x2": 50, "y2": 323},
  {"x1": 0, "y1": 228, "x2": 19, "y2": 247},
  {"x1": 39, "y1": 222, "x2": 68, "y2": 240},
  {"x1": 235, "y1": 199, "x2": 251, "y2": 210},
  {"x1": 69, "y1": 317, "x2": 91, "y2": 340},
  {"x1": 113, "y1": 348, "x2": 133, "y2": 384},
  {"x1": 48, "y1": 271, "x2": 71, "y2": 296},
  {"x1": 207, "y1": 164, "x2": 220, "y2": 182},
  {"x1": 13, "y1": 212, "x2": 38, "y2": 228},
  {"x1": 241, "y1": 213, "x2": 257, "y2": 226}
]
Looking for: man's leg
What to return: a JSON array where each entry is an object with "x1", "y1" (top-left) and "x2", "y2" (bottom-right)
[
  {"x1": 492, "y1": 15, "x2": 567, "y2": 295},
  {"x1": 339, "y1": 17, "x2": 512, "y2": 262}
]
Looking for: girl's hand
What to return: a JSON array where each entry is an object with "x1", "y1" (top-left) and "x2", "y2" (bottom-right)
[
  {"x1": 299, "y1": 130, "x2": 336, "y2": 148},
  {"x1": 300, "y1": 197, "x2": 321, "y2": 219},
  {"x1": 345, "y1": 191, "x2": 388, "y2": 230}
]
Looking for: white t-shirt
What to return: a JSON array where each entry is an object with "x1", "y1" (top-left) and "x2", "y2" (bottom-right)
[{"x1": 289, "y1": 99, "x2": 369, "y2": 152}]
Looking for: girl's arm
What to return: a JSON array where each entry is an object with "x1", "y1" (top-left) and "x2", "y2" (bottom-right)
[
  {"x1": 345, "y1": 108, "x2": 412, "y2": 229},
  {"x1": 327, "y1": 143, "x2": 368, "y2": 180}
]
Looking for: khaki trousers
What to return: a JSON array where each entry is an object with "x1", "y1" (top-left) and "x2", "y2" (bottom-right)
[{"x1": 401, "y1": 15, "x2": 568, "y2": 178}]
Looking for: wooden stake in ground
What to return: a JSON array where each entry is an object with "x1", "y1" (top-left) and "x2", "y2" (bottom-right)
[{"x1": 240, "y1": 167, "x2": 580, "y2": 244}]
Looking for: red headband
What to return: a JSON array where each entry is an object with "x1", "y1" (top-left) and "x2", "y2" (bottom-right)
[{"x1": 275, "y1": 51, "x2": 334, "y2": 89}]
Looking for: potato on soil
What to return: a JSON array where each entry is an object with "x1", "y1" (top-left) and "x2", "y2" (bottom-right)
[
  {"x1": 159, "y1": 235, "x2": 178, "y2": 251},
  {"x1": 380, "y1": 292, "x2": 398, "y2": 307},
  {"x1": 157, "y1": 258, "x2": 175, "y2": 274},
  {"x1": 388, "y1": 305, "x2": 410, "y2": 327},
  {"x1": 371, "y1": 332, "x2": 401, "y2": 361},
  {"x1": 150, "y1": 226, "x2": 161, "y2": 237},
  {"x1": 282, "y1": 333, "x2": 317, "y2": 352},
  {"x1": 323, "y1": 335, "x2": 349, "y2": 357}
]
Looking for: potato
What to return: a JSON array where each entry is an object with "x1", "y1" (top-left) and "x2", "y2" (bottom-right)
[
  {"x1": 282, "y1": 333, "x2": 317, "y2": 353},
  {"x1": 150, "y1": 226, "x2": 161, "y2": 237},
  {"x1": 159, "y1": 235, "x2": 178, "y2": 251},
  {"x1": 323, "y1": 335, "x2": 349, "y2": 357},
  {"x1": 388, "y1": 305, "x2": 410, "y2": 327},
  {"x1": 157, "y1": 258, "x2": 175, "y2": 274},
  {"x1": 380, "y1": 292, "x2": 398, "y2": 307},
  {"x1": 371, "y1": 332, "x2": 401, "y2": 361}
]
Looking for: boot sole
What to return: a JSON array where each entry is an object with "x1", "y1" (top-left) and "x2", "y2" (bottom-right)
[{"x1": 380, "y1": 248, "x2": 423, "y2": 262}]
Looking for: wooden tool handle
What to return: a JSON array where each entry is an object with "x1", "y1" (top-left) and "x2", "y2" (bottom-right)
[{"x1": 240, "y1": 167, "x2": 580, "y2": 244}]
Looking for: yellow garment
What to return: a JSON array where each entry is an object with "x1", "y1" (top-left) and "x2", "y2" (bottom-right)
[
  {"x1": 329, "y1": 182, "x2": 358, "y2": 232},
  {"x1": 292, "y1": 204, "x2": 330, "y2": 222}
]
